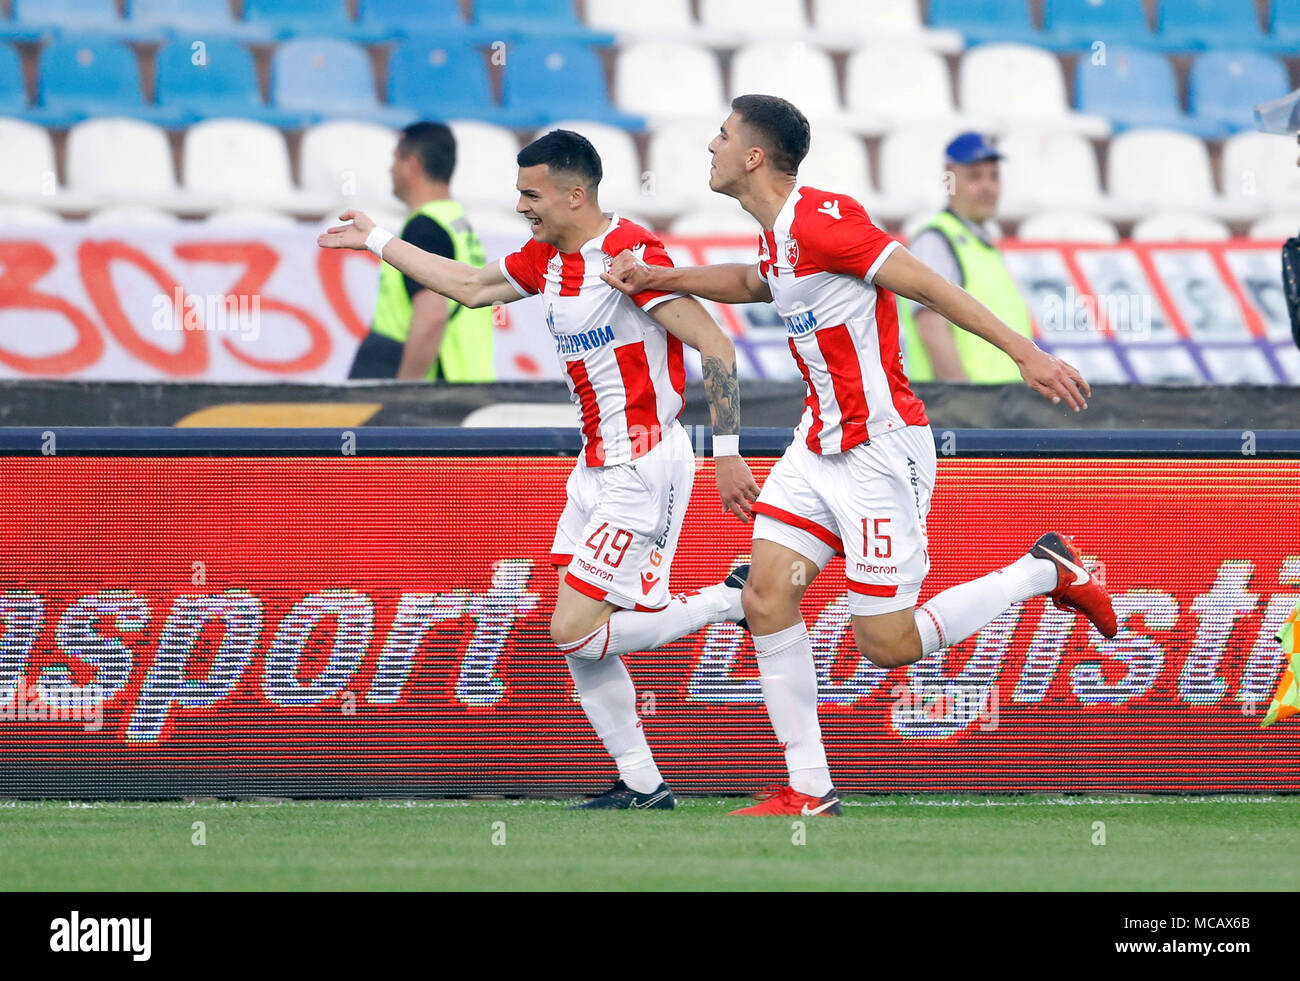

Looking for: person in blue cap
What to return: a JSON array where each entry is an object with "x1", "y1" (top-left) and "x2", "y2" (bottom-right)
[{"x1": 899, "y1": 132, "x2": 1034, "y2": 383}]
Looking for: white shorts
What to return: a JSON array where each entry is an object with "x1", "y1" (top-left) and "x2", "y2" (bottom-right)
[
  {"x1": 752, "y1": 424, "x2": 936, "y2": 616},
  {"x1": 552, "y1": 421, "x2": 696, "y2": 611}
]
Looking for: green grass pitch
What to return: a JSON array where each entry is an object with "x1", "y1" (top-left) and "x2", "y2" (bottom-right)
[{"x1": 1, "y1": 795, "x2": 1290, "y2": 891}]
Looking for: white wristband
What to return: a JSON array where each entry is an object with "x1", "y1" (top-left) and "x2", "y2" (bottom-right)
[
  {"x1": 713, "y1": 434, "x2": 740, "y2": 458},
  {"x1": 365, "y1": 226, "x2": 394, "y2": 259}
]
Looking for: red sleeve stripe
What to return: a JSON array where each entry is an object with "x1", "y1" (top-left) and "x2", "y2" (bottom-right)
[
  {"x1": 559, "y1": 251, "x2": 585, "y2": 297},
  {"x1": 815, "y1": 322, "x2": 871, "y2": 452},
  {"x1": 615, "y1": 340, "x2": 662, "y2": 457},
  {"x1": 788, "y1": 337, "x2": 824, "y2": 454},
  {"x1": 751, "y1": 501, "x2": 844, "y2": 554},
  {"x1": 846, "y1": 579, "x2": 900, "y2": 597},
  {"x1": 666, "y1": 333, "x2": 685, "y2": 402},
  {"x1": 564, "y1": 571, "x2": 609, "y2": 602},
  {"x1": 550, "y1": 553, "x2": 574, "y2": 567},
  {"x1": 565, "y1": 358, "x2": 605, "y2": 466},
  {"x1": 873, "y1": 287, "x2": 930, "y2": 428}
]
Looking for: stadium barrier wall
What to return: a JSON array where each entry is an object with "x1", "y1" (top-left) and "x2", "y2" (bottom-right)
[
  {"x1": 0, "y1": 229, "x2": 1295, "y2": 385},
  {"x1": 1, "y1": 426, "x2": 1297, "y2": 797}
]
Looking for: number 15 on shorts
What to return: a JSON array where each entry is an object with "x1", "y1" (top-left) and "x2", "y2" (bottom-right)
[{"x1": 863, "y1": 518, "x2": 891, "y2": 558}]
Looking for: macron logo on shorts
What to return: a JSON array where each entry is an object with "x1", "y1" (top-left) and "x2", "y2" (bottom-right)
[{"x1": 640, "y1": 572, "x2": 660, "y2": 595}]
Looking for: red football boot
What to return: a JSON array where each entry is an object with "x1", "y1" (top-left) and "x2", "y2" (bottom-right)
[
  {"x1": 1030, "y1": 532, "x2": 1118, "y2": 638},
  {"x1": 728, "y1": 784, "x2": 842, "y2": 817}
]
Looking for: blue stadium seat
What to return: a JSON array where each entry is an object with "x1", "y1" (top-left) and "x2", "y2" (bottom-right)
[
  {"x1": 927, "y1": 0, "x2": 1042, "y2": 46},
  {"x1": 1156, "y1": 0, "x2": 1265, "y2": 50},
  {"x1": 9, "y1": 0, "x2": 166, "y2": 41},
  {"x1": 128, "y1": 0, "x2": 277, "y2": 41},
  {"x1": 472, "y1": 0, "x2": 614, "y2": 42},
  {"x1": 36, "y1": 37, "x2": 188, "y2": 126},
  {"x1": 387, "y1": 40, "x2": 535, "y2": 128},
  {"x1": 1076, "y1": 46, "x2": 1224, "y2": 138},
  {"x1": 358, "y1": 0, "x2": 470, "y2": 40},
  {"x1": 1189, "y1": 50, "x2": 1291, "y2": 135},
  {"x1": 156, "y1": 40, "x2": 311, "y2": 128},
  {"x1": 502, "y1": 39, "x2": 642, "y2": 130},
  {"x1": 1041, "y1": 0, "x2": 1153, "y2": 50},
  {"x1": 1269, "y1": 0, "x2": 1300, "y2": 48},
  {"x1": 0, "y1": 43, "x2": 27, "y2": 114},
  {"x1": 243, "y1": 0, "x2": 386, "y2": 41},
  {"x1": 272, "y1": 37, "x2": 416, "y2": 127}
]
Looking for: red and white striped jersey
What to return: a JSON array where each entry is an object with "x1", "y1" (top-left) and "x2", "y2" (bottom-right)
[
  {"x1": 500, "y1": 216, "x2": 686, "y2": 467},
  {"x1": 758, "y1": 184, "x2": 929, "y2": 454}
]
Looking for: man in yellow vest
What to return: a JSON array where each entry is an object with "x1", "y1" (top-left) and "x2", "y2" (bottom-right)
[
  {"x1": 348, "y1": 121, "x2": 495, "y2": 381},
  {"x1": 900, "y1": 132, "x2": 1033, "y2": 383}
]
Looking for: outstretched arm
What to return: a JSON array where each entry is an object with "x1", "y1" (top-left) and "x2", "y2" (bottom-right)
[
  {"x1": 318, "y1": 210, "x2": 520, "y2": 309},
  {"x1": 603, "y1": 251, "x2": 772, "y2": 305},
  {"x1": 649, "y1": 296, "x2": 760, "y2": 522},
  {"x1": 874, "y1": 246, "x2": 1091, "y2": 411}
]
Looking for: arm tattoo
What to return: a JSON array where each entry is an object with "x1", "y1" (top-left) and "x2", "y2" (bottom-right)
[{"x1": 701, "y1": 355, "x2": 740, "y2": 436}]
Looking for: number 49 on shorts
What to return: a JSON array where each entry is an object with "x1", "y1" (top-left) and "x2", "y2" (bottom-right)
[{"x1": 585, "y1": 522, "x2": 633, "y2": 567}]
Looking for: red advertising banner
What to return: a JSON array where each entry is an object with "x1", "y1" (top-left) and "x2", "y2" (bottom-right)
[{"x1": 0, "y1": 454, "x2": 1296, "y2": 795}]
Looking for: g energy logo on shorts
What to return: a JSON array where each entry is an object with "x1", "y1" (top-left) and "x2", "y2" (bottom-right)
[
  {"x1": 50, "y1": 911, "x2": 151, "y2": 962},
  {"x1": 783, "y1": 308, "x2": 818, "y2": 336},
  {"x1": 557, "y1": 324, "x2": 615, "y2": 355},
  {"x1": 654, "y1": 484, "x2": 675, "y2": 550}
]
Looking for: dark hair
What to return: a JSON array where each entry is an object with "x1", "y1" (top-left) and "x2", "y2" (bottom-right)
[
  {"x1": 730, "y1": 94, "x2": 811, "y2": 175},
  {"x1": 398, "y1": 121, "x2": 456, "y2": 183},
  {"x1": 516, "y1": 129, "x2": 603, "y2": 189}
]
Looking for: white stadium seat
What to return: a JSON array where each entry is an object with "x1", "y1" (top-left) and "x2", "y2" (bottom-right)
[
  {"x1": 298, "y1": 121, "x2": 402, "y2": 214},
  {"x1": 875, "y1": 126, "x2": 954, "y2": 219},
  {"x1": 204, "y1": 208, "x2": 299, "y2": 227},
  {"x1": 1130, "y1": 213, "x2": 1231, "y2": 242},
  {"x1": 0, "y1": 204, "x2": 62, "y2": 226},
  {"x1": 996, "y1": 131, "x2": 1103, "y2": 216},
  {"x1": 585, "y1": 0, "x2": 695, "y2": 38},
  {"x1": 464, "y1": 208, "x2": 530, "y2": 240},
  {"x1": 614, "y1": 41, "x2": 726, "y2": 123},
  {"x1": 643, "y1": 121, "x2": 722, "y2": 218},
  {"x1": 845, "y1": 45, "x2": 962, "y2": 134},
  {"x1": 959, "y1": 44, "x2": 1109, "y2": 137},
  {"x1": 730, "y1": 42, "x2": 842, "y2": 124},
  {"x1": 797, "y1": 127, "x2": 874, "y2": 209},
  {"x1": 1248, "y1": 214, "x2": 1300, "y2": 239},
  {"x1": 540, "y1": 121, "x2": 643, "y2": 215},
  {"x1": 812, "y1": 0, "x2": 964, "y2": 51},
  {"x1": 670, "y1": 207, "x2": 759, "y2": 236},
  {"x1": 0, "y1": 118, "x2": 57, "y2": 198},
  {"x1": 1220, "y1": 131, "x2": 1300, "y2": 216},
  {"x1": 698, "y1": 0, "x2": 807, "y2": 40},
  {"x1": 1016, "y1": 211, "x2": 1119, "y2": 244},
  {"x1": 85, "y1": 206, "x2": 183, "y2": 226},
  {"x1": 1105, "y1": 129, "x2": 1221, "y2": 218},
  {"x1": 184, "y1": 119, "x2": 331, "y2": 217},
  {"x1": 446, "y1": 120, "x2": 522, "y2": 213},
  {"x1": 66, "y1": 118, "x2": 185, "y2": 209}
]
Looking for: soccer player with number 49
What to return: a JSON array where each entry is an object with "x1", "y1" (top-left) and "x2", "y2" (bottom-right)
[{"x1": 602, "y1": 95, "x2": 1120, "y2": 817}]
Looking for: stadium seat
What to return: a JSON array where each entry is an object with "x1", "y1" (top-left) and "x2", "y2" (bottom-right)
[
  {"x1": 1015, "y1": 211, "x2": 1119, "y2": 243},
  {"x1": 298, "y1": 120, "x2": 402, "y2": 213},
  {"x1": 156, "y1": 40, "x2": 310, "y2": 128},
  {"x1": 1270, "y1": 0, "x2": 1300, "y2": 47},
  {"x1": 502, "y1": 39, "x2": 642, "y2": 130},
  {"x1": 272, "y1": 38, "x2": 417, "y2": 127},
  {"x1": 798, "y1": 127, "x2": 874, "y2": 209},
  {"x1": 472, "y1": 0, "x2": 614, "y2": 43},
  {"x1": 1130, "y1": 213, "x2": 1231, "y2": 241},
  {"x1": 535, "y1": 120, "x2": 643, "y2": 215},
  {"x1": 0, "y1": 118, "x2": 57, "y2": 198},
  {"x1": 37, "y1": 37, "x2": 188, "y2": 126},
  {"x1": 1155, "y1": 0, "x2": 1266, "y2": 50},
  {"x1": 183, "y1": 118, "x2": 332, "y2": 216},
  {"x1": 730, "y1": 42, "x2": 843, "y2": 125},
  {"x1": 205, "y1": 207, "x2": 299, "y2": 227},
  {"x1": 446, "y1": 120, "x2": 523, "y2": 212},
  {"x1": 9, "y1": 0, "x2": 165, "y2": 42},
  {"x1": 1106, "y1": 128, "x2": 1220, "y2": 217},
  {"x1": 1220, "y1": 131, "x2": 1300, "y2": 215},
  {"x1": 1042, "y1": 0, "x2": 1153, "y2": 50},
  {"x1": 959, "y1": 43, "x2": 1110, "y2": 136},
  {"x1": 65, "y1": 117, "x2": 181, "y2": 206},
  {"x1": 698, "y1": 0, "x2": 807, "y2": 40},
  {"x1": 1189, "y1": 51, "x2": 1290, "y2": 136},
  {"x1": 0, "y1": 204, "x2": 62, "y2": 225},
  {"x1": 85, "y1": 205, "x2": 182, "y2": 225},
  {"x1": 1249, "y1": 214, "x2": 1300, "y2": 239},
  {"x1": 0, "y1": 42, "x2": 27, "y2": 115},
  {"x1": 387, "y1": 40, "x2": 530, "y2": 129},
  {"x1": 614, "y1": 41, "x2": 726, "y2": 124},
  {"x1": 844, "y1": 44, "x2": 962, "y2": 134},
  {"x1": 243, "y1": 0, "x2": 383, "y2": 41},
  {"x1": 1076, "y1": 46, "x2": 1222, "y2": 138},
  {"x1": 644, "y1": 121, "x2": 725, "y2": 217},
  {"x1": 356, "y1": 0, "x2": 468, "y2": 40},
  {"x1": 812, "y1": 0, "x2": 963, "y2": 52},
  {"x1": 875, "y1": 126, "x2": 953, "y2": 219},
  {"x1": 670, "y1": 207, "x2": 760, "y2": 236},
  {"x1": 927, "y1": 0, "x2": 1041, "y2": 46},
  {"x1": 128, "y1": 0, "x2": 276, "y2": 41},
  {"x1": 996, "y1": 131, "x2": 1103, "y2": 215},
  {"x1": 585, "y1": 0, "x2": 695, "y2": 40}
]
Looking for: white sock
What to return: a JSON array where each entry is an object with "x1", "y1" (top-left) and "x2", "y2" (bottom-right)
[
  {"x1": 558, "y1": 583, "x2": 742, "y2": 661},
  {"x1": 753, "y1": 621, "x2": 833, "y2": 798},
  {"x1": 564, "y1": 654, "x2": 663, "y2": 794},
  {"x1": 914, "y1": 553, "x2": 1058, "y2": 656}
]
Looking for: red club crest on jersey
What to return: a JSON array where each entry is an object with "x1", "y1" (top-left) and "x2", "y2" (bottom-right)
[{"x1": 785, "y1": 238, "x2": 800, "y2": 266}]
